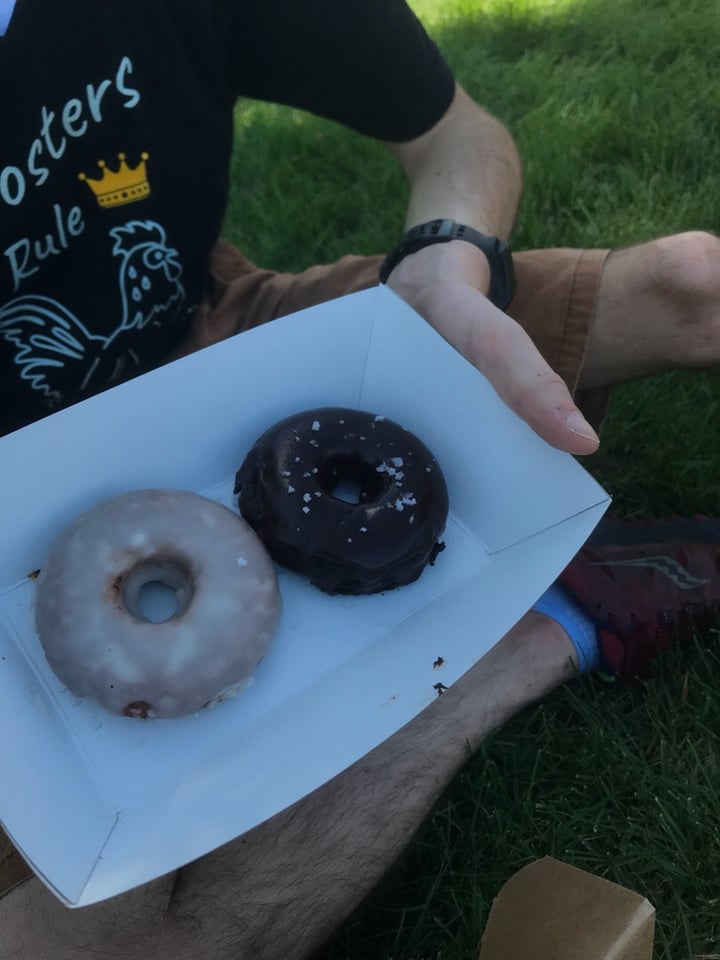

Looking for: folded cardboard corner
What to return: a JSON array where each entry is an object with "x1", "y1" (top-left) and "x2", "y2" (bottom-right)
[{"x1": 479, "y1": 857, "x2": 655, "y2": 960}]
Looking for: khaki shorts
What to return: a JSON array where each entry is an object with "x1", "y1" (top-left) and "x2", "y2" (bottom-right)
[{"x1": 0, "y1": 239, "x2": 610, "y2": 899}]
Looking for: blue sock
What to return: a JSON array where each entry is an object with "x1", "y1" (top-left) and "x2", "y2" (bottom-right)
[{"x1": 532, "y1": 583, "x2": 600, "y2": 672}]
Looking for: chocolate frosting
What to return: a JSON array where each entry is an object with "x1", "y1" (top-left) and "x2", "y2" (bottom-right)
[{"x1": 235, "y1": 407, "x2": 449, "y2": 595}]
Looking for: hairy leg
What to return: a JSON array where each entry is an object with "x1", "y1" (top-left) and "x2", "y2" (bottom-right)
[
  {"x1": 0, "y1": 612, "x2": 576, "y2": 960},
  {"x1": 579, "y1": 231, "x2": 720, "y2": 390}
]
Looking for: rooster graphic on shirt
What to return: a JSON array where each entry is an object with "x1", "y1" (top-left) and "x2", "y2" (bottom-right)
[{"x1": 0, "y1": 220, "x2": 185, "y2": 402}]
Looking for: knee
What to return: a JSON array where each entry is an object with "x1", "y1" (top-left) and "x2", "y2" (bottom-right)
[
  {"x1": 653, "y1": 230, "x2": 720, "y2": 302},
  {"x1": 651, "y1": 231, "x2": 720, "y2": 362}
]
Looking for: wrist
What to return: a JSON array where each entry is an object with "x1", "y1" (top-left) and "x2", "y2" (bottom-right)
[
  {"x1": 380, "y1": 219, "x2": 516, "y2": 308},
  {"x1": 386, "y1": 239, "x2": 492, "y2": 299}
]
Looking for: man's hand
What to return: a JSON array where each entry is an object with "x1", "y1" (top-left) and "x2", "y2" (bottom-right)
[
  {"x1": 387, "y1": 239, "x2": 600, "y2": 455},
  {"x1": 384, "y1": 84, "x2": 599, "y2": 455}
]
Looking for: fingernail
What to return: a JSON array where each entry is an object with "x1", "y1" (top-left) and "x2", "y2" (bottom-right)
[{"x1": 566, "y1": 411, "x2": 599, "y2": 443}]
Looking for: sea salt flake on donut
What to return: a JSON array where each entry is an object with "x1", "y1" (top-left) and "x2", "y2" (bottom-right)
[
  {"x1": 311, "y1": 421, "x2": 320, "y2": 431},
  {"x1": 391, "y1": 493, "x2": 417, "y2": 511},
  {"x1": 302, "y1": 506, "x2": 310, "y2": 514},
  {"x1": 303, "y1": 493, "x2": 312, "y2": 503}
]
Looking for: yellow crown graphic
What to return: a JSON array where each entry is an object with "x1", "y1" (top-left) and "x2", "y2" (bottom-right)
[{"x1": 78, "y1": 152, "x2": 150, "y2": 208}]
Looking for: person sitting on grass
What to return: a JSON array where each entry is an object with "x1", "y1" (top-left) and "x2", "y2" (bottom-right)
[{"x1": 0, "y1": 1, "x2": 718, "y2": 958}]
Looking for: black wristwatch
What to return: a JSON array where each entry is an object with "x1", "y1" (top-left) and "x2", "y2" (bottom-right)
[{"x1": 379, "y1": 219, "x2": 517, "y2": 310}]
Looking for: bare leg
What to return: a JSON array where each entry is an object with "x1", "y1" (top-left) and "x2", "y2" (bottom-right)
[
  {"x1": 579, "y1": 231, "x2": 720, "y2": 389},
  {"x1": 0, "y1": 612, "x2": 576, "y2": 960}
]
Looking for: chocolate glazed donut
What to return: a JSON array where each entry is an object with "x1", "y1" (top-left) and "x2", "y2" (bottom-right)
[{"x1": 235, "y1": 407, "x2": 449, "y2": 595}]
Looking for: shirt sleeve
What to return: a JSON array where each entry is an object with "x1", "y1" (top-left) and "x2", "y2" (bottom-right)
[{"x1": 226, "y1": 0, "x2": 456, "y2": 142}]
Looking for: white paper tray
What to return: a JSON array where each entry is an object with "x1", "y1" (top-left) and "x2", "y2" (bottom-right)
[{"x1": 0, "y1": 286, "x2": 609, "y2": 906}]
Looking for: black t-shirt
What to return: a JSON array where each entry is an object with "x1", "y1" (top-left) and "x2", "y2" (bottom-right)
[{"x1": 0, "y1": 0, "x2": 454, "y2": 435}]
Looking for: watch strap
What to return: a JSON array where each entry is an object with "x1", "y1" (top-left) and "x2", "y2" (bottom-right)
[{"x1": 379, "y1": 219, "x2": 517, "y2": 309}]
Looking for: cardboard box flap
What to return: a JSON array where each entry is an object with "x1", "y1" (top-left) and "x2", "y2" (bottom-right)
[
  {"x1": 0, "y1": 612, "x2": 117, "y2": 904},
  {"x1": 479, "y1": 857, "x2": 655, "y2": 960}
]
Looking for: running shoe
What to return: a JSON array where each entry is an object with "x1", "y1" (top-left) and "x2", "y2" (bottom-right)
[{"x1": 559, "y1": 516, "x2": 720, "y2": 681}]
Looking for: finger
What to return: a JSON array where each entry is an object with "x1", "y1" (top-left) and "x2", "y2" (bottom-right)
[
  {"x1": 476, "y1": 317, "x2": 599, "y2": 454},
  {"x1": 416, "y1": 283, "x2": 600, "y2": 455}
]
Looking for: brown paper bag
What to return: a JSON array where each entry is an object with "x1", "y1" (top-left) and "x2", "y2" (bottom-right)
[{"x1": 478, "y1": 857, "x2": 655, "y2": 960}]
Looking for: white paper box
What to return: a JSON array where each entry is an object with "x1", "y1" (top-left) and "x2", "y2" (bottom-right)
[{"x1": 0, "y1": 286, "x2": 609, "y2": 906}]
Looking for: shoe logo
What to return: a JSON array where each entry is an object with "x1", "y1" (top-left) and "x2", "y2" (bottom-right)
[{"x1": 593, "y1": 555, "x2": 710, "y2": 590}]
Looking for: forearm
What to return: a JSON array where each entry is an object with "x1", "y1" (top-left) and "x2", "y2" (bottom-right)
[{"x1": 386, "y1": 84, "x2": 522, "y2": 240}]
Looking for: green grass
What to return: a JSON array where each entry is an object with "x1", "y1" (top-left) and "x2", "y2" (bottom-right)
[
  {"x1": 313, "y1": 648, "x2": 720, "y2": 960},
  {"x1": 223, "y1": 0, "x2": 720, "y2": 955}
]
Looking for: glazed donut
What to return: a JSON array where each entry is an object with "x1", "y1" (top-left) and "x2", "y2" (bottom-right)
[
  {"x1": 235, "y1": 407, "x2": 449, "y2": 595},
  {"x1": 34, "y1": 489, "x2": 281, "y2": 719}
]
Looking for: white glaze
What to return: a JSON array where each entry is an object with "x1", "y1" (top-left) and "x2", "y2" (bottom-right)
[{"x1": 35, "y1": 489, "x2": 281, "y2": 719}]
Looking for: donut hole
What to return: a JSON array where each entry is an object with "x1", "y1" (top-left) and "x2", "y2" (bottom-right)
[
  {"x1": 317, "y1": 454, "x2": 389, "y2": 505},
  {"x1": 121, "y1": 558, "x2": 193, "y2": 624}
]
